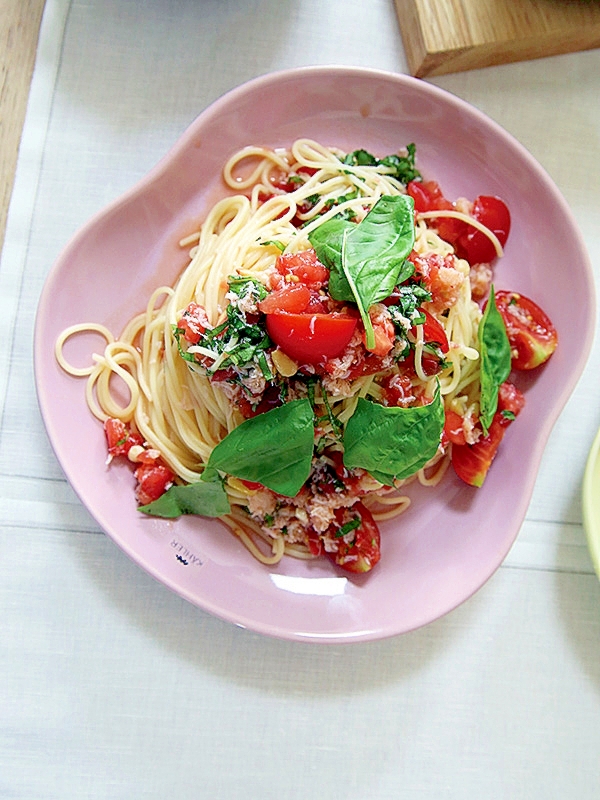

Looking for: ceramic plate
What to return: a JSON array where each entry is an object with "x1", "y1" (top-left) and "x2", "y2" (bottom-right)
[{"x1": 34, "y1": 66, "x2": 595, "y2": 642}]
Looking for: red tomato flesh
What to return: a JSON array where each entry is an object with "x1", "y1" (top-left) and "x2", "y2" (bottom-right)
[
  {"x1": 104, "y1": 418, "x2": 143, "y2": 457},
  {"x1": 258, "y1": 283, "x2": 311, "y2": 314},
  {"x1": 451, "y1": 381, "x2": 525, "y2": 487},
  {"x1": 455, "y1": 196, "x2": 511, "y2": 264},
  {"x1": 135, "y1": 462, "x2": 176, "y2": 505},
  {"x1": 177, "y1": 302, "x2": 210, "y2": 344},
  {"x1": 275, "y1": 249, "x2": 330, "y2": 288},
  {"x1": 325, "y1": 503, "x2": 381, "y2": 574},
  {"x1": 266, "y1": 311, "x2": 357, "y2": 365},
  {"x1": 494, "y1": 290, "x2": 558, "y2": 370}
]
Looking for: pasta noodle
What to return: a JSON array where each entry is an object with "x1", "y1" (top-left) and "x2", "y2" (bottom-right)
[{"x1": 56, "y1": 138, "x2": 504, "y2": 573}]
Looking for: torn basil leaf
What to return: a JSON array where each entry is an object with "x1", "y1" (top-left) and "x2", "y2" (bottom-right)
[
  {"x1": 206, "y1": 399, "x2": 315, "y2": 497},
  {"x1": 342, "y1": 385, "x2": 444, "y2": 485},
  {"x1": 478, "y1": 285, "x2": 511, "y2": 435},
  {"x1": 138, "y1": 467, "x2": 230, "y2": 519},
  {"x1": 309, "y1": 195, "x2": 415, "y2": 349}
]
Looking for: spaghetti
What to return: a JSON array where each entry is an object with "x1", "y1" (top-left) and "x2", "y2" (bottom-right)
[{"x1": 56, "y1": 138, "x2": 518, "y2": 573}]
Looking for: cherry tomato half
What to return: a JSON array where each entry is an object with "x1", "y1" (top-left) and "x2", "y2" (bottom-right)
[
  {"x1": 455, "y1": 196, "x2": 511, "y2": 265},
  {"x1": 494, "y1": 290, "x2": 558, "y2": 370},
  {"x1": 451, "y1": 381, "x2": 525, "y2": 487},
  {"x1": 266, "y1": 311, "x2": 358, "y2": 365},
  {"x1": 406, "y1": 180, "x2": 452, "y2": 213}
]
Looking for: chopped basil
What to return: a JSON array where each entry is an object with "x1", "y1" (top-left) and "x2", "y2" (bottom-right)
[
  {"x1": 342, "y1": 144, "x2": 421, "y2": 185},
  {"x1": 175, "y1": 277, "x2": 272, "y2": 377},
  {"x1": 261, "y1": 239, "x2": 286, "y2": 252},
  {"x1": 336, "y1": 517, "x2": 361, "y2": 537}
]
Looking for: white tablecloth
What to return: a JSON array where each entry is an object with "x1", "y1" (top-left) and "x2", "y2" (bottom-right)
[{"x1": 2, "y1": 1, "x2": 600, "y2": 797}]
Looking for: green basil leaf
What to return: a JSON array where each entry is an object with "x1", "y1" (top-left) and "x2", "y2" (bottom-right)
[
  {"x1": 206, "y1": 399, "x2": 315, "y2": 497},
  {"x1": 342, "y1": 385, "x2": 444, "y2": 485},
  {"x1": 309, "y1": 195, "x2": 415, "y2": 349},
  {"x1": 138, "y1": 468, "x2": 230, "y2": 519},
  {"x1": 478, "y1": 285, "x2": 511, "y2": 434},
  {"x1": 308, "y1": 217, "x2": 356, "y2": 301},
  {"x1": 343, "y1": 194, "x2": 415, "y2": 306}
]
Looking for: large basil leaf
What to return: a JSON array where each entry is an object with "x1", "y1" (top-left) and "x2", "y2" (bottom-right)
[
  {"x1": 138, "y1": 467, "x2": 230, "y2": 519},
  {"x1": 478, "y1": 285, "x2": 511, "y2": 434},
  {"x1": 206, "y1": 399, "x2": 315, "y2": 497},
  {"x1": 309, "y1": 195, "x2": 415, "y2": 349},
  {"x1": 342, "y1": 386, "x2": 444, "y2": 485},
  {"x1": 308, "y1": 217, "x2": 355, "y2": 300}
]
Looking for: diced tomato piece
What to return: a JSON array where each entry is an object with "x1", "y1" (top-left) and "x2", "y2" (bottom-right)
[
  {"x1": 345, "y1": 351, "x2": 389, "y2": 380},
  {"x1": 177, "y1": 302, "x2": 210, "y2": 344},
  {"x1": 497, "y1": 380, "x2": 526, "y2": 422},
  {"x1": 266, "y1": 311, "x2": 357, "y2": 365},
  {"x1": 240, "y1": 480, "x2": 264, "y2": 491},
  {"x1": 410, "y1": 252, "x2": 462, "y2": 309},
  {"x1": 379, "y1": 372, "x2": 416, "y2": 408},
  {"x1": 363, "y1": 308, "x2": 395, "y2": 356},
  {"x1": 275, "y1": 249, "x2": 330, "y2": 288},
  {"x1": 417, "y1": 309, "x2": 449, "y2": 353},
  {"x1": 135, "y1": 462, "x2": 175, "y2": 505},
  {"x1": 451, "y1": 418, "x2": 505, "y2": 488},
  {"x1": 494, "y1": 290, "x2": 558, "y2": 370},
  {"x1": 236, "y1": 383, "x2": 283, "y2": 419},
  {"x1": 104, "y1": 418, "x2": 144, "y2": 457},
  {"x1": 325, "y1": 503, "x2": 381, "y2": 574},
  {"x1": 258, "y1": 284, "x2": 311, "y2": 314},
  {"x1": 444, "y1": 409, "x2": 467, "y2": 446},
  {"x1": 307, "y1": 530, "x2": 324, "y2": 557}
]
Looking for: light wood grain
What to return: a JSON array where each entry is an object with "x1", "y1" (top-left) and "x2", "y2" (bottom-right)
[
  {"x1": 0, "y1": 0, "x2": 45, "y2": 253},
  {"x1": 395, "y1": 0, "x2": 600, "y2": 77}
]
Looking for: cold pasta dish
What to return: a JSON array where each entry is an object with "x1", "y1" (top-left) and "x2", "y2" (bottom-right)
[{"x1": 56, "y1": 138, "x2": 558, "y2": 573}]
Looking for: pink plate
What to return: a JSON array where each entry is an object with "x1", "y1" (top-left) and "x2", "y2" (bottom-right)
[{"x1": 34, "y1": 66, "x2": 595, "y2": 643}]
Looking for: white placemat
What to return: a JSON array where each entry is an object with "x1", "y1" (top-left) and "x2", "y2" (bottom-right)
[{"x1": 2, "y1": 1, "x2": 600, "y2": 797}]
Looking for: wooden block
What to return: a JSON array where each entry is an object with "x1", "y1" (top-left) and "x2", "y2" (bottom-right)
[
  {"x1": 395, "y1": 0, "x2": 600, "y2": 77},
  {"x1": 0, "y1": 0, "x2": 45, "y2": 252}
]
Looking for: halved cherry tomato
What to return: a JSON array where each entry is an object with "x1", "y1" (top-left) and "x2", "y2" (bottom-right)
[
  {"x1": 266, "y1": 311, "x2": 357, "y2": 365},
  {"x1": 258, "y1": 283, "x2": 311, "y2": 314},
  {"x1": 451, "y1": 381, "x2": 525, "y2": 487},
  {"x1": 406, "y1": 180, "x2": 452, "y2": 213},
  {"x1": 104, "y1": 418, "x2": 143, "y2": 457},
  {"x1": 325, "y1": 503, "x2": 381, "y2": 574},
  {"x1": 275, "y1": 249, "x2": 330, "y2": 288},
  {"x1": 455, "y1": 196, "x2": 511, "y2": 264},
  {"x1": 494, "y1": 290, "x2": 558, "y2": 370},
  {"x1": 406, "y1": 180, "x2": 465, "y2": 244}
]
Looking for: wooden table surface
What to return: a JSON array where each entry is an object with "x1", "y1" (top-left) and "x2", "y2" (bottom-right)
[{"x1": 0, "y1": 0, "x2": 45, "y2": 252}]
